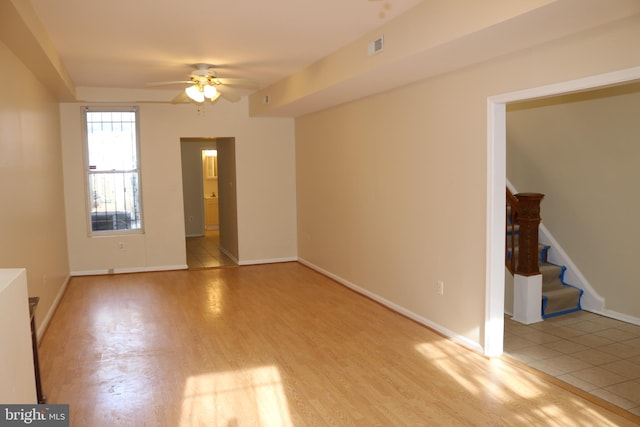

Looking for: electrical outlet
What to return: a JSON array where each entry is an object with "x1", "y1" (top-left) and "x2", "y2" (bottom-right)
[
  {"x1": 118, "y1": 242, "x2": 125, "y2": 250},
  {"x1": 436, "y1": 280, "x2": 444, "y2": 296}
]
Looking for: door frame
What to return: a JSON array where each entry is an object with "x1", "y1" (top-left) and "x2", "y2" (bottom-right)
[
  {"x1": 180, "y1": 138, "x2": 217, "y2": 237},
  {"x1": 484, "y1": 66, "x2": 640, "y2": 357}
]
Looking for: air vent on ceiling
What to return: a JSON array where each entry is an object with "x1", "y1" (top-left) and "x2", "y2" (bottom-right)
[{"x1": 368, "y1": 35, "x2": 384, "y2": 56}]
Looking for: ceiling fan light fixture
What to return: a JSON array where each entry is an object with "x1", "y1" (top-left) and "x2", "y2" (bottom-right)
[
  {"x1": 185, "y1": 85, "x2": 205, "y2": 103},
  {"x1": 203, "y1": 84, "x2": 217, "y2": 99},
  {"x1": 208, "y1": 91, "x2": 222, "y2": 103}
]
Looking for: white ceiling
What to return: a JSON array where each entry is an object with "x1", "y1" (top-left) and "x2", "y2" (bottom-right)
[{"x1": 29, "y1": 0, "x2": 423, "y2": 92}]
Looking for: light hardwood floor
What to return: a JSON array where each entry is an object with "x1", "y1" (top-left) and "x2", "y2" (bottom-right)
[
  {"x1": 186, "y1": 229, "x2": 236, "y2": 269},
  {"x1": 39, "y1": 263, "x2": 640, "y2": 426}
]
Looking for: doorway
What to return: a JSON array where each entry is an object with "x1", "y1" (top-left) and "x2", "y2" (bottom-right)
[
  {"x1": 180, "y1": 137, "x2": 239, "y2": 269},
  {"x1": 485, "y1": 66, "x2": 640, "y2": 357}
]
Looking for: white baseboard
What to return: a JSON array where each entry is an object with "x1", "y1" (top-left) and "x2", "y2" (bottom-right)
[
  {"x1": 587, "y1": 308, "x2": 640, "y2": 327},
  {"x1": 238, "y1": 256, "x2": 298, "y2": 266},
  {"x1": 218, "y1": 246, "x2": 239, "y2": 264},
  {"x1": 37, "y1": 275, "x2": 70, "y2": 341},
  {"x1": 114, "y1": 265, "x2": 188, "y2": 274},
  {"x1": 297, "y1": 258, "x2": 484, "y2": 355},
  {"x1": 71, "y1": 264, "x2": 188, "y2": 276}
]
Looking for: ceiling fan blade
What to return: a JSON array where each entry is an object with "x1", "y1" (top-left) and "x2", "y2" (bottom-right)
[
  {"x1": 147, "y1": 80, "x2": 193, "y2": 87},
  {"x1": 171, "y1": 91, "x2": 191, "y2": 104},
  {"x1": 217, "y1": 86, "x2": 241, "y2": 102},
  {"x1": 216, "y1": 77, "x2": 259, "y2": 89},
  {"x1": 206, "y1": 91, "x2": 222, "y2": 103},
  {"x1": 155, "y1": 63, "x2": 257, "y2": 104}
]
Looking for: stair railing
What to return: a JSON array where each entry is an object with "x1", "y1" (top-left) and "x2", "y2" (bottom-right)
[
  {"x1": 506, "y1": 188, "x2": 519, "y2": 274},
  {"x1": 506, "y1": 188, "x2": 544, "y2": 276}
]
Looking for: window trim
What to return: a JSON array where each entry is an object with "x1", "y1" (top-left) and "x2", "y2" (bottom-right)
[{"x1": 82, "y1": 106, "x2": 144, "y2": 236}]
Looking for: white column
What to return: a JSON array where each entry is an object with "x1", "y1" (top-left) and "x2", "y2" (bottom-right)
[{"x1": 512, "y1": 273, "x2": 543, "y2": 324}]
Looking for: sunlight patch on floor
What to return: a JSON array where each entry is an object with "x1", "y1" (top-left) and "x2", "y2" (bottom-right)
[
  {"x1": 415, "y1": 342, "x2": 635, "y2": 426},
  {"x1": 180, "y1": 366, "x2": 293, "y2": 427},
  {"x1": 414, "y1": 341, "x2": 541, "y2": 399},
  {"x1": 204, "y1": 281, "x2": 225, "y2": 318}
]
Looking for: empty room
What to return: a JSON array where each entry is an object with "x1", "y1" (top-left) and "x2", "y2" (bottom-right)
[{"x1": 2, "y1": 0, "x2": 640, "y2": 425}]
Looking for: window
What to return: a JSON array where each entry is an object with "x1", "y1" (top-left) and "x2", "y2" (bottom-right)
[{"x1": 83, "y1": 107, "x2": 142, "y2": 234}]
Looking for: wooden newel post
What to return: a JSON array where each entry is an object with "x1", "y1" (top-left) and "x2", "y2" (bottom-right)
[{"x1": 515, "y1": 192, "x2": 544, "y2": 276}]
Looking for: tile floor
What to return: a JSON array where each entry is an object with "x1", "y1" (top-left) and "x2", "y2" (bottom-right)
[
  {"x1": 504, "y1": 310, "x2": 640, "y2": 416},
  {"x1": 185, "y1": 229, "x2": 236, "y2": 269}
]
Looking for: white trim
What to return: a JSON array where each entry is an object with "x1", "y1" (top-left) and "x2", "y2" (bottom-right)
[
  {"x1": 589, "y1": 309, "x2": 640, "y2": 327},
  {"x1": 238, "y1": 256, "x2": 298, "y2": 266},
  {"x1": 70, "y1": 269, "x2": 110, "y2": 276},
  {"x1": 486, "y1": 65, "x2": 640, "y2": 356},
  {"x1": 218, "y1": 246, "x2": 239, "y2": 265},
  {"x1": 484, "y1": 101, "x2": 506, "y2": 357},
  {"x1": 298, "y1": 258, "x2": 484, "y2": 355},
  {"x1": 71, "y1": 264, "x2": 188, "y2": 276},
  {"x1": 489, "y1": 66, "x2": 640, "y2": 104},
  {"x1": 512, "y1": 274, "x2": 543, "y2": 325},
  {"x1": 36, "y1": 275, "x2": 70, "y2": 341},
  {"x1": 114, "y1": 265, "x2": 188, "y2": 274}
]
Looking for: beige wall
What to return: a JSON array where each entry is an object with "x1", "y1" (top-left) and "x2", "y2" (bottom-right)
[
  {"x1": 295, "y1": 14, "x2": 640, "y2": 347},
  {"x1": 0, "y1": 41, "x2": 70, "y2": 332},
  {"x1": 216, "y1": 138, "x2": 240, "y2": 261},
  {"x1": 61, "y1": 99, "x2": 297, "y2": 273},
  {"x1": 507, "y1": 83, "x2": 640, "y2": 319}
]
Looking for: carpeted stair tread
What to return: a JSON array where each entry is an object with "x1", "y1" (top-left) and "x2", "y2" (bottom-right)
[
  {"x1": 542, "y1": 279, "x2": 564, "y2": 293},
  {"x1": 543, "y1": 285, "x2": 582, "y2": 316},
  {"x1": 540, "y1": 263, "x2": 563, "y2": 290}
]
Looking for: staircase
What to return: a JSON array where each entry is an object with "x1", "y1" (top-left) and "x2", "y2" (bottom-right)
[{"x1": 506, "y1": 191, "x2": 583, "y2": 318}]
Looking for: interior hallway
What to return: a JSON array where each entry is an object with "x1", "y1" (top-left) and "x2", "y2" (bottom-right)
[
  {"x1": 504, "y1": 311, "x2": 640, "y2": 417},
  {"x1": 186, "y1": 229, "x2": 236, "y2": 269},
  {"x1": 38, "y1": 263, "x2": 639, "y2": 426}
]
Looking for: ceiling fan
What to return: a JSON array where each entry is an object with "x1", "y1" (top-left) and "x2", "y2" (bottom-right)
[{"x1": 148, "y1": 63, "x2": 258, "y2": 104}]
